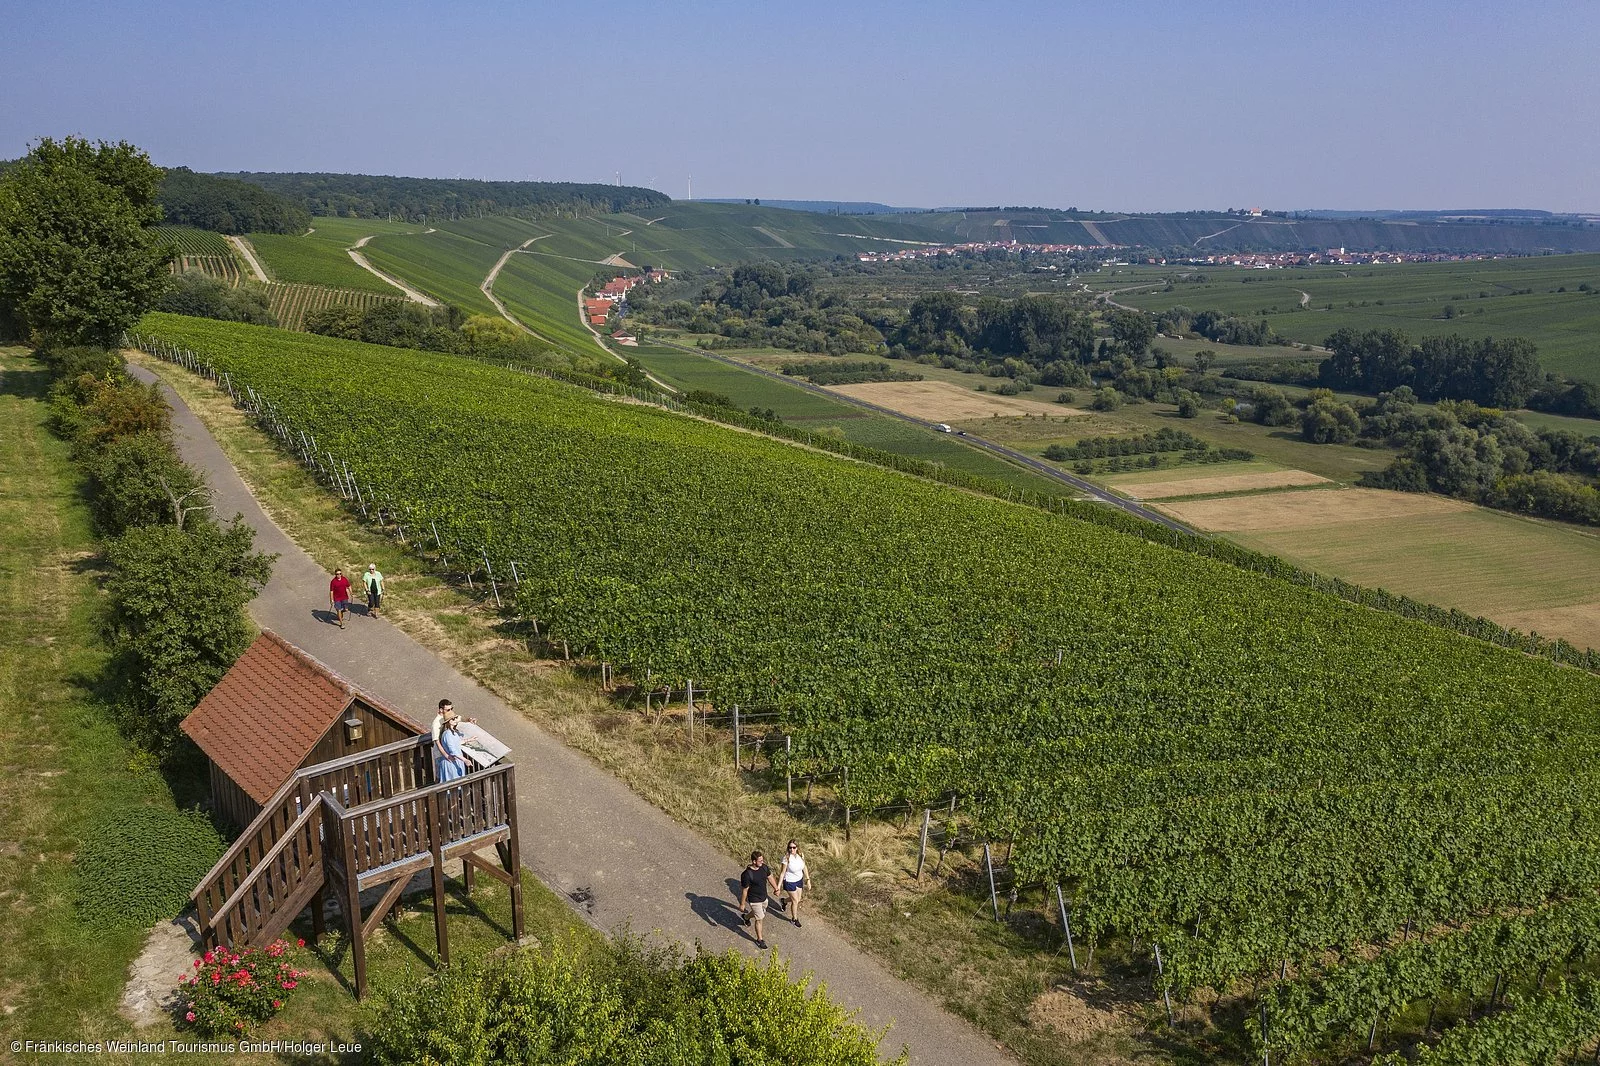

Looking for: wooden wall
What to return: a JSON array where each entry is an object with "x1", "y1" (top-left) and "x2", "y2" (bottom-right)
[
  {"x1": 209, "y1": 760, "x2": 262, "y2": 832},
  {"x1": 302, "y1": 698, "x2": 421, "y2": 769}
]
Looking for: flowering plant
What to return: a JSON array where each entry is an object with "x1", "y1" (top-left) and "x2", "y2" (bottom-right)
[{"x1": 176, "y1": 937, "x2": 307, "y2": 1036}]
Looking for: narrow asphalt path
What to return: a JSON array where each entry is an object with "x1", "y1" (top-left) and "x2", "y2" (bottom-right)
[
  {"x1": 480, "y1": 235, "x2": 553, "y2": 341},
  {"x1": 128, "y1": 362, "x2": 1011, "y2": 1066},
  {"x1": 650, "y1": 339, "x2": 1195, "y2": 534}
]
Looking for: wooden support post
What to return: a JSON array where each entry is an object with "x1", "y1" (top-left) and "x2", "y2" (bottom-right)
[
  {"x1": 983, "y1": 843, "x2": 999, "y2": 919},
  {"x1": 505, "y1": 764, "x2": 525, "y2": 940},
  {"x1": 785, "y1": 736, "x2": 793, "y2": 809},
  {"x1": 1055, "y1": 884, "x2": 1078, "y2": 971},
  {"x1": 340, "y1": 815, "x2": 366, "y2": 998},
  {"x1": 428, "y1": 789, "x2": 449, "y2": 966},
  {"x1": 732, "y1": 704, "x2": 741, "y2": 768},
  {"x1": 916, "y1": 809, "x2": 931, "y2": 879}
]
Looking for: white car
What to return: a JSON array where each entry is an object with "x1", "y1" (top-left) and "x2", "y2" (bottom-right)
[{"x1": 934, "y1": 423, "x2": 952, "y2": 433}]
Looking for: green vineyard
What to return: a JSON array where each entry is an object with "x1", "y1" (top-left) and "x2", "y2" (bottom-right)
[
  {"x1": 263, "y1": 282, "x2": 402, "y2": 331},
  {"x1": 133, "y1": 313, "x2": 1600, "y2": 1063}
]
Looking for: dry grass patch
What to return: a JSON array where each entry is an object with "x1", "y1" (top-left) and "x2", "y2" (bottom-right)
[
  {"x1": 830, "y1": 379, "x2": 1082, "y2": 420},
  {"x1": 1159, "y1": 486, "x2": 1469, "y2": 533},
  {"x1": 1111, "y1": 469, "x2": 1329, "y2": 501}
]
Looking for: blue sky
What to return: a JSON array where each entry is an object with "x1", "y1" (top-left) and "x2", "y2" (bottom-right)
[{"x1": 3, "y1": 0, "x2": 1596, "y2": 211}]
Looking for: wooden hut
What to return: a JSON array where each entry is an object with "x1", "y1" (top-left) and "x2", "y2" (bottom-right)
[{"x1": 181, "y1": 629, "x2": 426, "y2": 829}]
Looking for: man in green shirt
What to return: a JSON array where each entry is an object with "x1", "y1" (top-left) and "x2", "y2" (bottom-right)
[{"x1": 364, "y1": 563, "x2": 384, "y2": 618}]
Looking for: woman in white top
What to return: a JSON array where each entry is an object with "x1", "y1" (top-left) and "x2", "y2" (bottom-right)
[{"x1": 777, "y1": 839, "x2": 812, "y2": 927}]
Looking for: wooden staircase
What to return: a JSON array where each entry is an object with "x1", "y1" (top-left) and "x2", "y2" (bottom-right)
[{"x1": 190, "y1": 734, "x2": 524, "y2": 996}]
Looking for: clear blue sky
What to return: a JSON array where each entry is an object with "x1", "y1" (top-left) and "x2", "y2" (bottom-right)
[{"x1": 3, "y1": 0, "x2": 1596, "y2": 212}]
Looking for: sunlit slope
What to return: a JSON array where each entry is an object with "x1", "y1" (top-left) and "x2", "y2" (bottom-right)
[{"x1": 135, "y1": 311, "x2": 1600, "y2": 1006}]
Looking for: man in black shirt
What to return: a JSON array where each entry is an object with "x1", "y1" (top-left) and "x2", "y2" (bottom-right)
[{"x1": 738, "y1": 850, "x2": 779, "y2": 949}]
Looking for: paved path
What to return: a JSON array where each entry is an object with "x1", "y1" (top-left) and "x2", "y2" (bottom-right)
[{"x1": 128, "y1": 363, "x2": 1012, "y2": 1066}]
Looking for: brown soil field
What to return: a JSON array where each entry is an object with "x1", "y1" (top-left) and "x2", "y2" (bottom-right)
[
  {"x1": 1159, "y1": 487, "x2": 1470, "y2": 532},
  {"x1": 829, "y1": 379, "x2": 1083, "y2": 420},
  {"x1": 1114, "y1": 469, "x2": 1330, "y2": 500}
]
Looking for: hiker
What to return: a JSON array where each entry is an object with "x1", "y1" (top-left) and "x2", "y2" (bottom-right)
[
  {"x1": 328, "y1": 568, "x2": 352, "y2": 628},
  {"x1": 777, "y1": 839, "x2": 813, "y2": 927},
  {"x1": 737, "y1": 850, "x2": 779, "y2": 949},
  {"x1": 364, "y1": 563, "x2": 384, "y2": 618},
  {"x1": 436, "y1": 712, "x2": 468, "y2": 783}
]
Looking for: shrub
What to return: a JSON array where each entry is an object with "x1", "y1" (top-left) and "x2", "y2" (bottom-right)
[
  {"x1": 75, "y1": 806, "x2": 225, "y2": 928},
  {"x1": 1089, "y1": 386, "x2": 1123, "y2": 411},
  {"x1": 177, "y1": 938, "x2": 307, "y2": 1037},
  {"x1": 370, "y1": 938, "x2": 898, "y2": 1066}
]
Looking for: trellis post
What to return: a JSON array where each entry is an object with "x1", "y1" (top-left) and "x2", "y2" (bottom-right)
[
  {"x1": 732, "y1": 704, "x2": 741, "y2": 768},
  {"x1": 916, "y1": 809, "x2": 931, "y2": 879},
  {"x1": 1055, "y1": 884, "x2": 1077, "y2": 971},
  {"x1": 983, "y1": 843, "x2": 999, "y2": 919}
]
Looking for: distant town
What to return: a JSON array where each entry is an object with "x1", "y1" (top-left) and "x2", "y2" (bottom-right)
[{"x1": 854, "y1": 240, "x2": 1511, "y2": 268}]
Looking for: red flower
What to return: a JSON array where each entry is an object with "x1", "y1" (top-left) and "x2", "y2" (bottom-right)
[
  {"x1": 193, "y1": 959, "x2": 202, "y2": 968},
  {"x1": 273, "y1": 1000, "x2": 282, "y2": 1009},
  {"x1": 203, "y1": 951, "x2": 214, "y2": 963},
  {"x1": 185, "y1": 1011, "x2": 196, "y2": 1023},
  {"x1": 296, "y1": 938, "x2": 305, "y2": 947}
]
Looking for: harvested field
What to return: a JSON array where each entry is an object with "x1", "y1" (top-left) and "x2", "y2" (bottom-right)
[
  {"x1": 1160, "y1": 487, "x2": 1468, "y2": 532},
  {"x1": 829, "y1": 379, "x2": 1082, "y2": 420},
  {"x1": 1109, "y1": 467, "x2": 1329, "y2": 500},
  {"x1": 1161, "y1": 488, "x2": 1600, "y2": 650}
]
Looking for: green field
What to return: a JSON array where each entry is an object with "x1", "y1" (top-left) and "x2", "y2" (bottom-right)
[
  {"x1": 1087, "y1": 255, "x2": 1600, "y2": 382},
  {"x1": 247, "y1": 217, "x2": 432, "y2": 294}
]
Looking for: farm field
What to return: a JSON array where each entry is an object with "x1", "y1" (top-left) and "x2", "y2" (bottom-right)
[
  {"x1": 263, "y1": 281, "x2": 402, "y2": 331},
  {"x1": 1158, "y1": 486, "x2": 1600, "y2": 649},
  {"x1": 1087, "y1": 254, "x2": 1600, "y2": 382},
  {"x1": 622, "y1": 341, "x2": 1076, "y2": 495},
  {"x1": 246, "y1": 219, "x2": 419, "y2": 293},
  {"x1": 130, "y1": 313, "x2": 1600, "y2": 1061},
  {"x1": 828, "y1": 378, "x2": 1084, "y2": 420},
  {"x1": 1102, "y1": 461, "x2": 1329, "y2": 500}
]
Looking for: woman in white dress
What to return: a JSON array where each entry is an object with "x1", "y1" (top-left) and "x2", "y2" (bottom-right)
[{"x1": 777, "y1": 839, "x2": 812, "y2": 927}]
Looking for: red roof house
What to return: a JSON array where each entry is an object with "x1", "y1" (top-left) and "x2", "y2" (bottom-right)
[{"x1": 181, "y1": 630, "x2": 426, "y2": 828}]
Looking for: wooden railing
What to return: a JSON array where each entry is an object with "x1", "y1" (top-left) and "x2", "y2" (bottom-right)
[
  {"x1": 330, "y1": 763, "x2": 517, "y2": 883},
  {"x1": 192, "y1": 735, "x2": 433, "y2": 947},
  {"x1": 206, "y1": 798, "x2": 325, "y2": 950}
]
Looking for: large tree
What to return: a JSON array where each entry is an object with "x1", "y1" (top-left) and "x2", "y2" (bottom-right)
[{"x1": 0, "y1": 137, "x2": 172, "y2": 346}]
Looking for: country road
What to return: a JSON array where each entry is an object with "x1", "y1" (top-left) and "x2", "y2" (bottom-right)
[
  {"x1": 224, "y1": 235, "x2": 269, "y2": 283},
  {"x1": 481, "y1": 235, "x2": 553, "y2": 340},
  {"x1": 347, "y1": 234, "x2": 441, "y2": 306},
  {"x1": 649, "y1": 339, "x2": 1195, "y2": 534}
]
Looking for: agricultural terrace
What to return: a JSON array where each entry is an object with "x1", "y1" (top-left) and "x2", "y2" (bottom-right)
[
  {"x1": 1089, "y1": 254, "x2": 1600, "y2": 383},
  {"x1": 134, "y1": 312, "x2": 1600, "y2": 1058}
]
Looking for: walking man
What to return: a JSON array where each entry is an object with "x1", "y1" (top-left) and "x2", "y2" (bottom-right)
[
  {"x1": 364, "y1": 563, "x2": 384, "y2": 618},
  {"x1": 328, "y1": 567, "x2": 352, "y2": 629},
  {"x1": 737, "y1": 850, "x2": 779, "y2": 949}
]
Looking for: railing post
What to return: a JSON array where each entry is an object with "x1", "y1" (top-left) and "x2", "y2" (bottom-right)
[
  {"x1": 428, "y1": 789, "x2": 449, "y2": 966},
  {"x1": 504, "y1": 764, "x2": 525, "y2": 940}
]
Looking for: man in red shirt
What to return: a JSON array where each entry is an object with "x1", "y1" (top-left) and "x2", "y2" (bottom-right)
[{"x1": 329, "y1": 568, "x2": 352, "y2": 629}]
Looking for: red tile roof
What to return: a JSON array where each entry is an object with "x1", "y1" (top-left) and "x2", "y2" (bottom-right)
[{"x1": 180, "y1": 630, "x2": 424, "y2": 804}]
